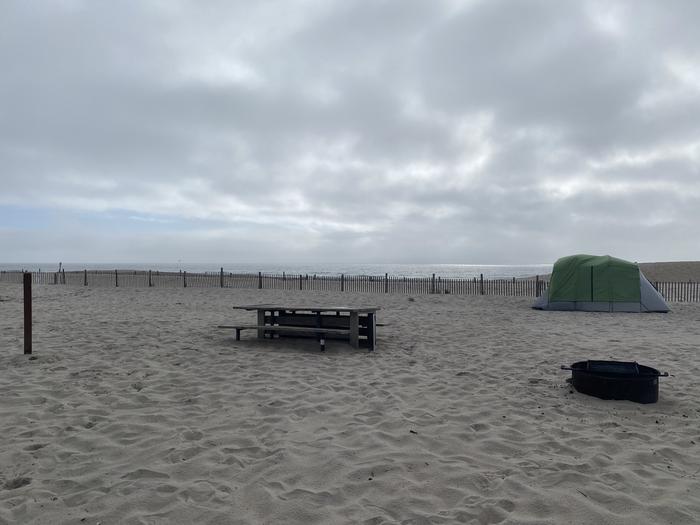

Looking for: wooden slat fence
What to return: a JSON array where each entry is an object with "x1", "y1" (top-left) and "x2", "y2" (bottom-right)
[{"x1": 1, "y1": 270, "x2": 699, "y2": 301}]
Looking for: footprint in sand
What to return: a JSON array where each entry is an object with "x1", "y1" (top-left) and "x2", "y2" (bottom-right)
[
  {"x1": 181, "y1": 430, "x2": 203, "y2": 441},
  {"x1": 166, "y1": 446, "x2": 205, "y2": 463},
  {"x1": 177, "y1": 482, "x2": 220, "y2": 504},
  {"x1": 156, "y1": 484, "x2": 178, "y2": 494},
  {"x1": 4, "y1": 477, "x2": 31, "y2": 490},
  {"x1": 24, "y1": 443, "x2": 47, "y2": 451},
  {"x1": 121, "y1": 469, "x2": 170, "y2": 480}
]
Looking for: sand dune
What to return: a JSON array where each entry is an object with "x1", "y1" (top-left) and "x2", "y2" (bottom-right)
[
  {"x1": 638, "y1": 261, "x2": 700, "y2": 283},
  {"x1": 1, "y1": 283, "x2": 699, "y2": 524}
]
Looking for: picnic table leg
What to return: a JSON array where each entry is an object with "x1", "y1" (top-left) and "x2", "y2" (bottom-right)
[
  {"x1": 349, "y1": 312, "x2": 359, "y2": 349},
  {"x1": 367, "y1": 312, "x2": 376, "y2": 351},
  {"x1": 257, "y1": 310, "x2": 266, "y2": 339},
  {"x1": 315, "y1": 311, "x2": 324, "y2": 351}
]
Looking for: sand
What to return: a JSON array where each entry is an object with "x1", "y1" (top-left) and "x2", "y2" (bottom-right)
[
  {"x1": 638, "y1": 261, "x2": 700, "y2": 283},
  {"x1": 1, "y1": 283, "x2": 699, "y2": 524}
]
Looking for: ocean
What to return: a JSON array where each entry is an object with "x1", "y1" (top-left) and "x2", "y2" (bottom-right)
[{"x1": 0, "y1": 262, "x2": 553, "y2": 279}]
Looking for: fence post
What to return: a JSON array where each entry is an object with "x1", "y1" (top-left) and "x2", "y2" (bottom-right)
[
  {"x1": 535, "y1": 275, "x2": 540, "y2": 297},
  {"x1": 149, "y1": 269, "x2": 153, "y2": 287},
  {"x1": 341, "y1": 273, "x2": 345, "y2": 292},
  {"x1": 53, "y1": 272, "x2": 57, "y2": 285},
  {"x1": 438, "y1": 276, "x2": 442, "y2": 293},
  {"x1": 480, "y1": 274, "x2": 484, "y2": 295},
  {"x1": 299, "y1": 274, "x2": 303, "y2": 290},
  {"x1": 61, "y1": 268, "x2": 66, "y2": 284},
  {"x1": 258, "y1": 272, "x2": 262, "y2": 289},
  {"x1": 24, "y1": 272, "x2": 32, "y2": 355},
  {"x1": 83, "y1": 269, "x2": 88, "y2": 286},
  {"x1": 385, "y1": 273, "x2": 388, "y2": 293},
  {"x1": 115, "y1": 269, "x2": 119, "y2": 287},
  {"x1": 220, "y1": 267, "x2": 224, "y2": 288},
  {"x1": 431, "y1": 273, "x2": 436, "y2": 294},
  {"x1": 183, "y1": 271, "x2": 187, "y2": 288}
]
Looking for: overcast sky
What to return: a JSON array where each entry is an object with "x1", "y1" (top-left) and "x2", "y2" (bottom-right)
[{"x1": 1, "y1": 0, "x2": 699, "y2": 265}]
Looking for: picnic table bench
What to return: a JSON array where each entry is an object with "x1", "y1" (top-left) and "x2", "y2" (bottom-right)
[{"x1": 220, "y1": 304, "x2": 379, "y2": 351}]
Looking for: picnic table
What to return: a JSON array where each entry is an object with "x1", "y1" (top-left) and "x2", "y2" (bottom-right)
[{"x1": 221, "y1": 304, "x2": 379, "y2": 351}]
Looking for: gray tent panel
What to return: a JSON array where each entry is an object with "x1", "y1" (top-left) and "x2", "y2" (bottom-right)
[
  {"x1": 533, "y1": 300, "x2": 642, "y2": 312},
  {"x1": 532, "y1": 293, "x2": 548, "y2": 309},
  {"x1": 639, "y1": 273, "x2": 670, "y2": 312}
]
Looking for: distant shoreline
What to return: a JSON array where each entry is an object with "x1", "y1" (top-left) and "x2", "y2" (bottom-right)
[
  {"x1": 1, "y1": 261, "x2": 698, "y2": 281},
  {"x1": 0, "y1": 262, "x2": 554, "y2": 280}
]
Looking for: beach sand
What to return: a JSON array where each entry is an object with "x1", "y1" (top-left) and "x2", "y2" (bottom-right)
[
  {"x1": 638, "y1": 261, "x2": 700, "y2": 283},
  {"x1": 1, "y1": 282, "x2": 699, "y2": 524}
]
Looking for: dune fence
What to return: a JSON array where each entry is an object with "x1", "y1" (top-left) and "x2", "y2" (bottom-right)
[{"x1": 1, "y1": 269, "x2": 699, "y2": 301}]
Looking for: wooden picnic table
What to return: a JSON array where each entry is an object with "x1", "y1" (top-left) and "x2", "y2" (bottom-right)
[{"x1": 229, "y1": 304, "x2": 380, "y2": 351}]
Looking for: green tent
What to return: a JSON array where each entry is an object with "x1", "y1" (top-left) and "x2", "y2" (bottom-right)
[
  {"x1": 533, "y1": 254, "x2": 669, "y2": 312},
  {"x1": 549, "y1": 254, "x2": 640, "y2": 302}
]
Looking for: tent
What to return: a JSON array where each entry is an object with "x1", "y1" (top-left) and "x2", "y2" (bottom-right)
[{"x1": 532, "y1": 254, "x2": 669, "y2": 312}]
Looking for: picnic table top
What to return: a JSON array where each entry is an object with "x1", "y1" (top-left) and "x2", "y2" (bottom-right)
[{"x1": 232, "y1": 304, "x2": 380, "y2": 313}]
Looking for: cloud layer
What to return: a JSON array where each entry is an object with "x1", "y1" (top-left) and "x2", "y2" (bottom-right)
[{"x1": 1, "y1": 0, "x2": 699, "y2": 263}]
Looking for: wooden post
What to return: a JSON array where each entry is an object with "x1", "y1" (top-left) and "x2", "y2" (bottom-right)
[
  {"x1": 183, "y1": 271, "x2": 187, "y2": 288},
  {"x1": 258, "y1": 272, "x2": 262, "y2": 289},
  {"x1": 385, "y1": 273, "x2": 388, "y2": 293},
  {"x1": 84, "y1": 269, "x2": 88, "y2": 286},
  {"x1": 61, "y1": 268, "x2": 66, "y2": 284},
  {"x1": 341, "y1": 273, "x2": 344, "y2": 292},
  {"x1": 149, "y1": 269, "x2": 153, "y2": 287},
  {"x1": 220, "y1": 267, "x2": 224, "y2": 288},
  {"x1": 53, "y1": 272, "x2": 57, "y2": 285},
  {"x1": 535, "y1": 275, "x2": 540, "y2": 297},
  {"x1": 299, "y1": 274, "x2": 303, "y2": 290},
  {"x1": 431, "y1": 273, "x2": 436, "y2": 294},
  {"x1": 23, "y1": 273, "x2": 32, "y2": 354},
  {"x1": 480, "y1": 274, "x2": 484, "y2": 295},
  {"x1": 115, "y1": 269, "x2": 119, "y2": 287}
]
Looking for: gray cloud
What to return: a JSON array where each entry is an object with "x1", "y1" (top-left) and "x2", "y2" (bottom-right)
[{"x1": 1, "y1": 0, "x2": 699, "y2": 264}]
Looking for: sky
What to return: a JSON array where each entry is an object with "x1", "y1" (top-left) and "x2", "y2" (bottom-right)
[{"x1": 1, "y1": 0, "x2": 699, "y2": 265}]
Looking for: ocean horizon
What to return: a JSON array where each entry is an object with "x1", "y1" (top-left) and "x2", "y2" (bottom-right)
[{"x1": 0, "y1": 262, "x2": 554, "y2": 279}]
